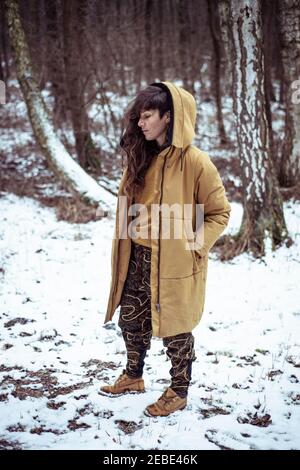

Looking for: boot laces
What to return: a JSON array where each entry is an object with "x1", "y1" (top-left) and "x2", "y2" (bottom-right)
[
  {"x1": 160, "y1": 389, "x2": 176, "y2": 404},
  {"x1": 115, "y1": 370, "x2": 127, "y2": 385}
]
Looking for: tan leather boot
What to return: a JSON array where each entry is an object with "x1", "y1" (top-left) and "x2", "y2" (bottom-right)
[
  {"x1": 144, "y1": 387, "x2": 187, "y2": 417},
  {"x1": 99, "y1": 370, "x2": 145, "y2": 396}
]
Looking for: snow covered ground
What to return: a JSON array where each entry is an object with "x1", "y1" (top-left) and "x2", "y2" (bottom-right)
[{"x1": 0, "y1": 192, "x2": 299, "y2": 450}]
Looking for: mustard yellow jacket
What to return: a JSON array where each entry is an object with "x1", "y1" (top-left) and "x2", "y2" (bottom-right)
[{"x1": 104, "y1": 81, "x2": 231, "y2": 337}]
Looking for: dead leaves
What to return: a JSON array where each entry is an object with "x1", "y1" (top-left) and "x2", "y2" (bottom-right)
[
  {"x1": 0, "y1": 367, "x2": 89, "y2": 401},
  {"x1": 0, "y1": 438, "x2": 22, "y2": 450},
  {"x1": 286, "y1": 356, "x2": 300, "y2": 368},
  {"x1": 200, "y1": 406, "x2": 231, "y2": 419},
  {"x1": 115, "y1": 420, "x2": 143, "y2": 435},
  {"x1": 237, "y1": 412, "x2": 272, "y2": 427},
  {"x1": 4, "y1": 317, "x2": 35, "y2": 328}
]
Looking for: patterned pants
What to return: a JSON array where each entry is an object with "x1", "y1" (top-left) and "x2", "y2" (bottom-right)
[{"x1": 119, "y1": 241, "x2": 196, "y2": 398}]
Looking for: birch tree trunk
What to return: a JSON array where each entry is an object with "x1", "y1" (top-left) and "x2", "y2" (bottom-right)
[
  {"x1": 4, "y1": 0, "x2": 109, "y2": 213},
  {"x1": 221, "y1": 0, "x2": 288, "y2": 257},
  {"x1": 278, "y1": 0, "x2": 300, "y2": 187}
]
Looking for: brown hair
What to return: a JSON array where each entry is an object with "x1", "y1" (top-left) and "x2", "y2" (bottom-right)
[{"x1": 120, "y1": 84, "x2": 172, "y2": 198}]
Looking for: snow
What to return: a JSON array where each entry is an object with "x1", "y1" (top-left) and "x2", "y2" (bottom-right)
[
  {"x1": 30, "y1": 94, "x2": 115, "y2": 211},
  {"x1": 0, "y1": 73, "x2": 298, "y2": 451},
  {"x1": 0, "y1": 192, "x2": 299, "y2": 450}
]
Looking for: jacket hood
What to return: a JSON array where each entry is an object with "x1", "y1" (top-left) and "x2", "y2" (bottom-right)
[
  {"x1": 150, "y1": 81, "x2": 196, "y2": 150},
  {"x1": 120, "y1": 81, "x2": 197, "y2": 171}
]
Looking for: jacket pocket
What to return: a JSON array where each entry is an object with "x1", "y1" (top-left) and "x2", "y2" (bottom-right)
[
  {"x1": 191, "y1": 249, "x2": 205, "y2": 273},
  {"x1": 160, "y1": 217, "x2": 195, "y2": 279}
]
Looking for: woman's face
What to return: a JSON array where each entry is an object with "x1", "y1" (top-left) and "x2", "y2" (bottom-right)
[{"x1": 138, "y1": 109, "x2": 169, "y2": 146}]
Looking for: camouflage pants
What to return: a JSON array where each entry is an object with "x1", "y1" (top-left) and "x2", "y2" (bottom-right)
[{"x1": 119, "y1": 241, "x2": 196, "y2": 398}]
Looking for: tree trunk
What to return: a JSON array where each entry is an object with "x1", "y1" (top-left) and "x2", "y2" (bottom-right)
[
  {"x1": 145, "y1": 0, "x2": 153, "y2": 82},
  {"x1": 278, "y1": 0, "x2": 300, "y2": 187},
  {"x1": 178, "y1": 0, "x2": 193, "y2": 92},
  {"x1": 0, "y1": 0, "x2": 10, "y2": 82},
  {"x1": 4, "y1": 0, "x2": 108, "y2": 212},
  {"x1": 116, "y1": 0, "x2": 127, "y2": 96},
  {"x1": 272, "y1": 0, "x2": 285, "y2": 105},
  {"x1": 261, "y1": 0, "x2": 277, "y2": 172},
  {"x1": 155, "y1": 0, "x2": 165, "y2": 81},
  {"x1": 63, "y1": 0, "x2": 102, "y2": 173},
  {"x1": 168, "y1": 0, "x2": 179, "y2": 80},
  {"x1": 188, "y1": 0, "x2": 200, "y2": 88},
  {"x1": 132, "y1": 0, "x2": 142, "y2": 92},
  {"x1": 207, "y1": 0, "x2": 228, "y2": 144},
  {"x1": 45, "y1": 0, "x2": 67, "y2": 125},
  {"x1": 218, "y1": 0, "x2": 234, "y2": 99},
  {"x1": 225, "y1": 0, "x2": 289, "y2": 257}
]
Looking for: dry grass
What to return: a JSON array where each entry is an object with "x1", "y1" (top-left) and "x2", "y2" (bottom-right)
[
  {"x1": 115, "y1": 419, "x2": 143, "y2": 435},
  {"x1": 0, "y1": 367, "x2": 90, "y2": 401},
  {"x1": 237, "y1": 412, "x2": 272, "y2": 427},
  {"x1": 0, "y1": 438, "x2": 23, "y2": 450},
  {"x1": 0, "y1": 140, "x2": 108, "y2": 223}
]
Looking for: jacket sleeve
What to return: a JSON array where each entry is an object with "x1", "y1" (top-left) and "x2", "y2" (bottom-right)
[{"x1": 194, "y1": 151, "x2": 231, "y2": 257}]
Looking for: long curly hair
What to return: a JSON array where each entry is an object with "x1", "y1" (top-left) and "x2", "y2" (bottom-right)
[{"x1": 120, "y1": 84, "x2": 172, "y2": 199}]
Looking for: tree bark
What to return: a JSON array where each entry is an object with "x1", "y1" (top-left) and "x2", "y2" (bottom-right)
[
  {"x1": 178, "y1": 0, "x2": 193, "y2": 92},
  {"x1": 261, "y1": 0, "x2": 277, "y2": 172},
  {"x1": 45, "y1": 0, "x2": 67, "y2": 125},
  {"x1": 63, "y1": 0, "x2": 102, "y2": 173},
  {"x1": 4, "y1": 0, "x2": 108, "y2": 212},
  {"x1": 0, "y1": 0, "x2": 10, "y2": 82},
  {"x1": 132, "y1": 0, "x2": 142, "y2": 91},
  {"x1": 271, "y1": 0, "x2": 285, "y2": 105},
  {"x1": 278, "y1": 0, "x2": 300, "y2": 187},
  {"x1": 155, "y1": 0, "x2": 165, "y2": 81},
  {"x1": 145, "y1": 0, "x2": 153, "y2": 82},
  {"x1": 224, "y1": 0, "x2": 288, "y2": 257},
  {"x1": 218, "y1": 0, "x2": 234, "y2": 100},
  {"x1": 116, "y1": 0, "x2": 127, "y2": 96},
  {"x1": 207, "y1": 0, "x2": 228, "y2": 144}
]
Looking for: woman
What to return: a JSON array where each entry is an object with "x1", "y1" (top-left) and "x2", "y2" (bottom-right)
[{"x1": 101, "y1": 81, "x2": 231, "y2": 417}]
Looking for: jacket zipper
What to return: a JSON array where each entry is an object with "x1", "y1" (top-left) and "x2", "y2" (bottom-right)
[{"x1": 156, "y1": 147, "x2": 172, "y2": 313}]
